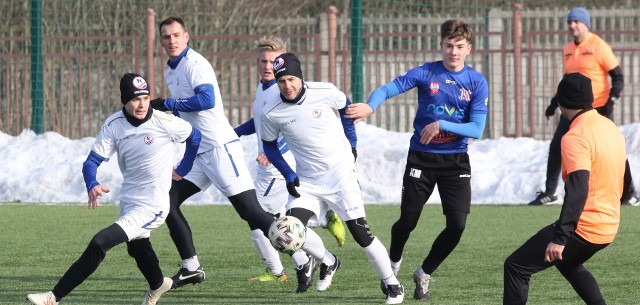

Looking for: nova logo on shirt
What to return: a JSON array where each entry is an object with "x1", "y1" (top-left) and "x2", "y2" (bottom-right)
[
  {"x1": 429, "y1": 82, "x2": 440, "y2": 94},
  {"x1": 313, "y1": 109, "x2": 322, "y2": 118},
  {"x1": 144, "y1": 134, "x2": 154, "y2": 145},
  {"x1": 425, "y1": 104, "x2": 465, "y2": 118}
]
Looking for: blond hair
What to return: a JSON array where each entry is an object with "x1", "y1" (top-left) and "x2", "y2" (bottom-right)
[{"x1": 256, "y1": 35, "x2": 288, "y2": 53}]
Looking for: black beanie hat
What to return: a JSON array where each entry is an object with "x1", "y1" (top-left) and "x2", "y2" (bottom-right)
[
  {"x1": 120, "y1": 73, "x2": 150, "y2": 104},
  {"x1": 274, "y1": 53, "x2": 303, "y2": 81},
  {"x1": 556, "y1": 73, "x2": 593, "y2": 110}
]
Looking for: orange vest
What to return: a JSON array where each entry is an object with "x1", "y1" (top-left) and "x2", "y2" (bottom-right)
[
  {"x1": 561, "y1": 110, "x2": 626, "y2": 244},
  {"x1": 562, "y1": 33, "x2": 619, "y2": 108}
]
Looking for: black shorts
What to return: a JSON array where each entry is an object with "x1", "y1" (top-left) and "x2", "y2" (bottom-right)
[{"x1": 400, "y1": 150, "x2": 471, "y2": 214}]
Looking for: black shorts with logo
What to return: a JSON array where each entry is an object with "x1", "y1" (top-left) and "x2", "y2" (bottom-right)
[{"x1": 400, "y1": 150, "x2": 471, "y2": 214}]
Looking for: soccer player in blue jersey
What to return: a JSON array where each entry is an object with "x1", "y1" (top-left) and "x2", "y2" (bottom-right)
[{"x1": 345, "y1": 19, "x2": 489, "y2": 301}]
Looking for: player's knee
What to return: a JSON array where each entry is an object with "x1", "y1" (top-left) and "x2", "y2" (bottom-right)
[
  {"x1": 504, "y1": 257, "x2": 514, "y2": 274},
  {"x1": 127, "y1": 239, "x2": 154, "y2": 260},
  {"x1": 346, "y1": 218, "x2": 374, "y2": 247},
  {"x1": 87, "y1": 237, "x2": 109, "y2": 259},
  {"x1": 445, "y1": 211, "x2": 467, "y2": 236},
  {"x1": 447, "y1": 221, "x2": 466, "y2": 237},
  {"x1": 89, "y1": 224, "x2": 126, "y2": 255},
  {"x1": 394, "y1": 212, "x2": 420, "y2": 232}
]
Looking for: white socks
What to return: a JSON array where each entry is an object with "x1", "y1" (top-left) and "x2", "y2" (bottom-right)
[
  {"x1": 364, "y1": 237, "x2": 400, "y2": 286},
  {"x1": 182, "y1": 255, "x2": 201, "y2": 272},
  {"x1": 251, "y1": 229, "x2": 284, "y2": 274}
]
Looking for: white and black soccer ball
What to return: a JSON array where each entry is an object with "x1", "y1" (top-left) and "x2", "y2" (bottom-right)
[{"x1": 268, "y1": 216, "x2": 306, "y2": 254}]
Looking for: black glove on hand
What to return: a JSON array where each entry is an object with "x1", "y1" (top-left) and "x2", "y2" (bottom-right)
[
  {"x1": 352, "y1": 147, "x2": 357, "y2": 161},
  {"x1": 150, "y1": 98, "x2": 169, "y2": 112},
  {"x1": 286, "y1": 177, "x2": 300, "y2": 198},
  {"x1": 545, "y1": 97, "x2": 558, "y2": 119},
  {"x1": 596, "y1": 97, "x2": 616, "y2": 117}
]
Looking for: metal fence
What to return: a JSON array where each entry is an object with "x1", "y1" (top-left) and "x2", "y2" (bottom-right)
[{"x1": 2, "y1": 0, "x2": 639, "y2": 139}]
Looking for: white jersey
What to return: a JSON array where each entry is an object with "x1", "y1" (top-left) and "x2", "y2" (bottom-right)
[
  {"x1": 91, "y1": 110, "x2": 194, "y2": 214},
  {"x1": 261, "y1": 81, "x2": 354, "y2": 183},
  {"x1": 164, "y1": 48, "x2": 237, "y2": 152},
  {"x1": 253, "y1": 81, "x2": 296, "y2": 177}
]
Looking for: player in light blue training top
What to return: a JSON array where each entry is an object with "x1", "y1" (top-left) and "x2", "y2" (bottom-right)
[{"x1": 345, "y1": 19, "x2": 488, "y2": 301}]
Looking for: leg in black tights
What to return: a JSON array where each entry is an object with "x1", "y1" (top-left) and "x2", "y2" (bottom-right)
[
  {"x1": 52, "y1": 224, "x2": 128, "y2": 300},
  {"x1": 127, "y1": 238, "x2": 164, "y2": 290},
  {"x1": 228, "y1": 189, "x2": 275, "y2": 235},
  {"x1": 389, "y1": 209, "x2": 422, "y2": 263},
  {"x1": 165, "y1": 179, "x2": 201, "y2": 260},
  {"x1": 545, "y1": 116, "x2": 570, "y2": 195},
  {"x1": 421, "y1": 211, "x2": 467, "y2": 274}
]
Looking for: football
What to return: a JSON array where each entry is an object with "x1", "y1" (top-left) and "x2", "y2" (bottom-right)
[{"x1": 268, "y1": 216, "x2": 306, "y2": 254}]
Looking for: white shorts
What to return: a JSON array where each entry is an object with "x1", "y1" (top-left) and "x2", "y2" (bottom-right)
[
  {"x1": 115, "y1": 207, "x2": 167, "y2": 241},
  {"x1": 183, "y1": 139, "x2": 254, "y2": 197},
  {"x1": 288, "y1": 168, "x2": 366, "y2": 222},
  {"x1": 256, "y1": 173, "x2": 327, "y2": 228},
  {"x1": 254, "y1": 174, "x2": 288, "y2": 216}
]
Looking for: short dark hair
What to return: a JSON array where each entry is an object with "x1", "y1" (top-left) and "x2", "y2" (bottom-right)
[
  {"x1": 440, "y1": 19, "x2": 473, "y2": 44},
  {"x1": 159, "y1": 16, "x2": 186, "y2": 34}
]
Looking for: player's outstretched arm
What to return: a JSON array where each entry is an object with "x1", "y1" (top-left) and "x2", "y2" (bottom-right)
[
  {"x1": 157, "y1": 84, "x2": 215, "y2": 113},
  {"x1": 344, "y1": 103, "x2": 373, "y2": 124},
  {"x1": 345, "y1": 81, "x2": 400, "y2": 123}
]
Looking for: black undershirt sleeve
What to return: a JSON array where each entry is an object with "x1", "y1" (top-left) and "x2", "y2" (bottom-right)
[
  {"x1": 552, "y1": 170, "x2": 590, "y2": 245},
  {"x1": 608, "y1": 66, "x2": 624, "y2": 99}
]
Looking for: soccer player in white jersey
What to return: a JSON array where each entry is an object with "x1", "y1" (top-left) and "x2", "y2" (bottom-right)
[
  {"x1": 234, "y1": 35, "x2": 347, "y2": 290},
  {"x1": 260, "y1": 53, "x2": 404, "y2": 304},
  {"x1": 150, "y1": 16, "x2": 276, "y2": 289},
  {"x1": 26, "y1": 73, "x2": 201, "y2": 305}
]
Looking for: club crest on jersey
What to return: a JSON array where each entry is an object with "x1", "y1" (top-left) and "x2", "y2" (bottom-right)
[
  {"x1": 429, "y1": 82, "x2": 440, "y2": 94},
  {"x1": 144, "y1": 134, "x2": 154, "y2": 145},
  {"x1": 132, "y1": 76, "x2": 148, "y2": 90},
  {"x1": 459, "y1": 89, "x2": 472, "y2": 102},
  {"x1": 313, "y1": 109, "x2": 322, "y2": 118}
]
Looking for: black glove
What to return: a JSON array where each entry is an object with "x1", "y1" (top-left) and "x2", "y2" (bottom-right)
[
  {"x1": 150, "y1": 98, "x2": 169, "y2": 112},
  {"x1": 596, "y1": 97, "x2": 616, "y2": 117},
  {"x1": 545, "y1": 97, "x2": 558, "y2": 119},
  {"x1": 286, "y1": 176, "x2": 300, "y2": 198},
  {"x1": 352, "y1": 147, "x2": 357, "y2": 161}
]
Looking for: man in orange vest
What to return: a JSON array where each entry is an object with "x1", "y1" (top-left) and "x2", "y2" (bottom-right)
[
  {"x1": 530, "y1": 7, "x2": 638, "y2": 206},
  {"x1": 504, "y1": 73, "x2": 632, "y2": 305}
]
